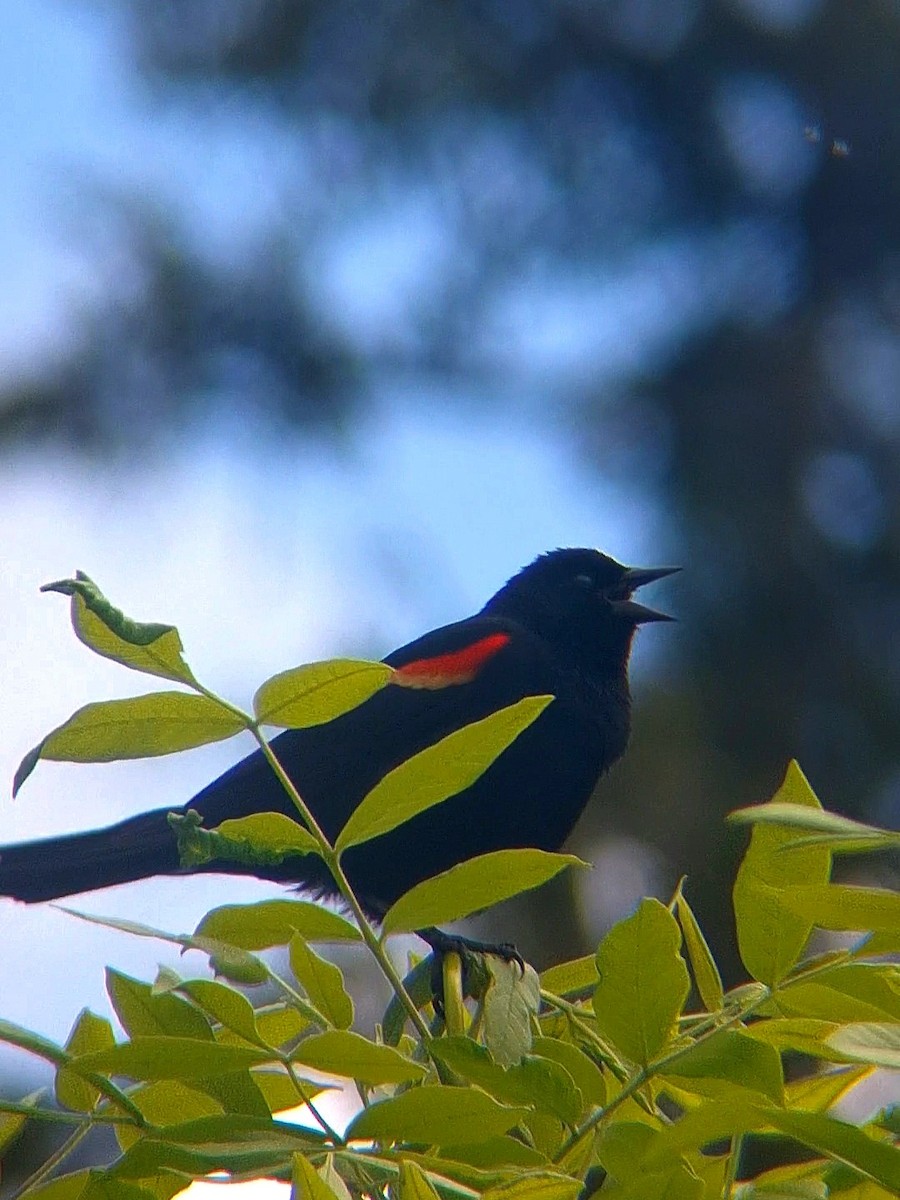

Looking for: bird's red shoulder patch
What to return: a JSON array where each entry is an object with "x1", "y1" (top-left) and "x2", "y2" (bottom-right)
[{"x1": 393, "y1": 632, "x2": 512, "y2": 690}]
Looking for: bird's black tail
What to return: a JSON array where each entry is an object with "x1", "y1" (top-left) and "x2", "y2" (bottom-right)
[{"x1": 0, "y1": 808, "x2": 182, "y2": 903}]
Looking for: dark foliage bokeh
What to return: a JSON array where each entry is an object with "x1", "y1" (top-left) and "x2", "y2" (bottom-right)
[{"x1": 3, "y1": 0, "x2": 899, "y2": 980}]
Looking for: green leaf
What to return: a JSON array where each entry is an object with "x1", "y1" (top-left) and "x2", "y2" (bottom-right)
[
  {"x1": 745, "y1": 1018, "x2": 842, "y2": 1059},
  {"x1": 617, "y1": 1165, "x2": 704, "y2": 1200},
  {"x1": 729, "y1": 802, "x2": 900, "y2": 851},
  {"x1": 6, "y1": 1171, "x2": 92, "y2": 1200},
  {"x1": 768, "y1": 963, "x2": 900, "y2": 1024},
  {"x1": 826, "y1": 1023, "x2": 900, "y2": 1069},
  {"x1": 0, "y1": 1019, "x2": 70, "y2": 1067},
  {"x1": 431, "y1": 1038, "x2": 583, "y2": 1124},
  {"x1": 116, "y1": 1081, "x2": 224, "y2": 1151},
  {"x1": 179, "y1": 979, "x2": 263, "y2": 1045},
  {"x1": 289, "y1": 936, "x2": 354, "y2": 1030},
  {"x1": 442, "y1": 1136, "x2": 549, "y2": 1170},
  {"x1": 383, "y1": 849, "x2": 585, "y2": 934},
  {"x1": 644, "y1": 1095, "x2": 773, "y2": 1165},
  {"x1": 732, "y1": 761, "x2": 832, "y2": 985},
  {"x1": 14, "y1": 693, "x2": 246, "y2": 792},
  {"x1": 71, "y1": 1037, "x2": 271, "y2": 1081},
  {"x1": 779, "y1": 884, "x2": 900, "y2": 934},
  {"x1": 171, "y1": 810, "x2": 319, "y2": 869},
  {"x1": 663, "y1": 1030, "x2": 784, "y2": 1103},
  {"x1": 539, "y1": 955, "x2": 599, "y2": 998},
  {"x1": 42, "y1": 572, "x2": 197, "y2": 686},
  {"x1": 23, "y1": 1172, "x2": 166, "y2": 1200},
  {"x1": 484, "y1": 959, "x2": 542, "y2": 1067},
  {"x1": 398, "y1": 1160, "x2": 442, "y2": 1200},
  {"x1": 106, "y1": 969, "x2": 213, "y2": 1040},
  {"x1": 200, "y1": 941, "x2": 272, "y2": 986},
  {"x1": 784, "y1": 1065, "x2": 871, "y2": 1114},
  {"x1": 195, "y1": 899, "x2": 361, "y2": 948},
  {"x1": 530, "y1": 1037, "x2": 606, "y2": 1105},
  {"x1": 254, "y1": 659, "x2": 394, "y2": 727},
  {"x1": 318, "y1": 1155, "x2": 353, "y2": 1200},
  {"x1": 393, "y1": 1152, "x2": 514, "y2": 1192},
  {"x1": 251, "y1": 1071, "x2": 331, "y2": 1116},
  {"x1": 346, "y1": 1086, "x2": 529, "y2": 1146},
  {"x1": 56, "y1": 1009, "x2": 116, "y2": 1112},
  {"x1": 292, "y1": 1152, "x2": 342, "y2": 1200},
  {"x1": 110, "y1": 1116, "x2": 323, "y2": 1179},
  {"x1": 764, "y1": 1111, "x2": 900, "y2": 1193},
  {"x1": 592, "y1": 898, "x2": 690, "y2": 1065},
  {"x1": 674, "y1": 883, "x2": 724, "y2": 1013},
  {"x1": 734, "y1": 1177, "x2": 828, "y2": 1198},
  {"x1": 335, "y1": 695, "x2": 554, "y2": 852},
  {"x1": 482, "y1": 1175, "x2": 583, "y2": 1200},
  {"x1": 291, "y1": 1030, "x2": 427, "y2": 1084},
  {"x1": 596, "y1": 1121, "x2": 660, "y2": 1179},
  {"x1": 252, "y1": 1006, "x2": 309, "y2": 1049},
  {"x1": 192, "y1": 1069, "x2": 271, "y2": 1119},
  {"x1": 0, "y1": 1103, "x2": 31, "y2": 1157}
]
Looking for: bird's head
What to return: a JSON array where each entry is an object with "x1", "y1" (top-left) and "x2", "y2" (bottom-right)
[{"x1": 484, "y1": 547, "x2": 679, "y2": 674}]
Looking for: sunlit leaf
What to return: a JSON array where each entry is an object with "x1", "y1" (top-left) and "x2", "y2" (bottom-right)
[
  {"x1": 382, "y1": 849, "x2": 585, "y2": 934},
  {"x1": 42, "y1": 572, "x2": 197, "y2": 686},
  {"x1": 398, "y1": 1159, "x2": 442, "y2": 1200},
  {"x1": 56, "y1": 1009, "x2": 116, "y2": 1113},
  {"x1": 179, "y1": 979, "x2": 263, "y2": 1045},
  {"x1": 779, "y1": 884, "x2": 900, "y2": 934},
  {"x1": 171, "y1": 810, "x2": 319, "y2": 869},
  {"x1": 14, "y1": 693, "x2": 245, "y2": 793},
  {"x1": 745, "y1": 1017, "x2": 842, "y2": 1059},
  {"x1": 732, "y1": 761, "x2": 831, "y2": 985},
  {"x1": 71, "y1": 1037, "x2": 271, "y2": 1081},
  {"x1": 0, "y1": 1019, "x2": 69, "y2": 1067},
  {"x1": 484, "y1": 959, "x2": 541, "y2": 1067},
  {"x1": 335, "y1": 695, "x2": 554, "y2": 852},
  {"x1": 254, "y1": 659, "x2": 394, "y2": 727},
  {"x1": 826, "y1": 1023, "x2": 900, "y2": 1069},
  {"x1": 729, "y1": 802, "x2": 900, "y2": 851},
  {"x1": 346, "y1": 1086, "x2": 528, "y2": 1145},
  {"x1": 106, "y1": 969, "x2": 213, "y2": 1040},
  {"x1": 195, "y1": 899, "x2": 360, "y2": 948},
  {"x1": 539, "y1": 955, "x2": 598, "y2": 999},
  {"x1": 482, "y1": 1174, "x2": 583, "y2": 1200},
  {"x1": 530, "y1": 1037, "x2": 606, "y2": 1105},
  {"x1": 662, "y1": 1030, "x2": 784, "y2": 1103},
  {"x1": 674, "y1": 882, "x2": 724, "y2": 1013},
  {"x1": 289, "y1": 937, "x2": 354, "y2": 1030},
  {"x1": 592, "y1": 898, "x2": 690, "y2": 1065},
  {"x1": 765, "y1": 1111, "x2": 900, "y2": 1193},
  {"x1": 784, "y1": 1066, "x2": 872, "y2": 1115},
  {"x1": 116, "y1": 1081, "x2": 224, "y2": 1151},
  {"x1": 431, "y1": 1037, "x2": 582, "y2": 1124},
  {"x1": 290, "y1": 1030, "x2": 427, "y2": 1084},
  {"x1": 292, "y1": 1152, "x2": 342, "y2": 1200}
]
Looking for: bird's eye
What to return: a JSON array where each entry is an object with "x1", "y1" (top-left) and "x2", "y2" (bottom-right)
[{"x1": 573, "y1": 573, "x2": 594, "y2": 589}]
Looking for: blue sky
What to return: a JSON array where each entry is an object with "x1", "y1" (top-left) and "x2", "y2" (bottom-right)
[{"x1": 0, "y1": 0, "x2": 675, "y2": 1062}]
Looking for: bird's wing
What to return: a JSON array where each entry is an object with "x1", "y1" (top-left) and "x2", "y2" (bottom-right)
[{"x1": 184, "y1": 614, "x2": 562, "y2": 842}]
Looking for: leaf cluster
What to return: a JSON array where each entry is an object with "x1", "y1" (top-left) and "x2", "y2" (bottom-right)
[{"x1": 2, "y1": 576, "x2": 898, "y2": 1200}]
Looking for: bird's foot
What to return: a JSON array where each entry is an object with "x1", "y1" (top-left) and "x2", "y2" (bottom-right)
[
  {"x1": 418, "y1": 926, "x2": 525, "y2": 1011},
  {"x1": 418, "y1": 926, "x2": 525, "y2": 972}
]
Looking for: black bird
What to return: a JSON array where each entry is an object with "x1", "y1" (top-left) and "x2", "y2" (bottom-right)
[{"x1": 0, "y1": 549, "x2": 677, "y2": 921}]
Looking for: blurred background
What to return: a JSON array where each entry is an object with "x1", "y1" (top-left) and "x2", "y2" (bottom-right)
[{"x1": 2, "y1": 0, "x2": 899, "y2": 1183}]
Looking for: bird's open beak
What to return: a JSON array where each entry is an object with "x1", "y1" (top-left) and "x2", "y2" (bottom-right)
[{"x1": 610, "y1": 565, "x2": 681, "y2": 623}]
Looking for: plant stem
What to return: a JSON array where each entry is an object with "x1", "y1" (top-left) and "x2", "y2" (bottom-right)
[
  {"x1": 250, "y1": 730, "x2": 433, "y2": 1043},
  {"x1": 283, "y1": 1060, "x2": 344, "y2": 1146},
  {"x1": 722, "y1": 1133, "x2": 743, "y2": 1198},
  {"x1": 14, "y1": 1121, "x2": 93, "y2": 1199}
]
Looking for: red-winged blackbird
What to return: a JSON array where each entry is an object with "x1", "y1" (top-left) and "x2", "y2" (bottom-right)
[{"x1": 0, "y1": 549, "x2": 677, "y2": 920}]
